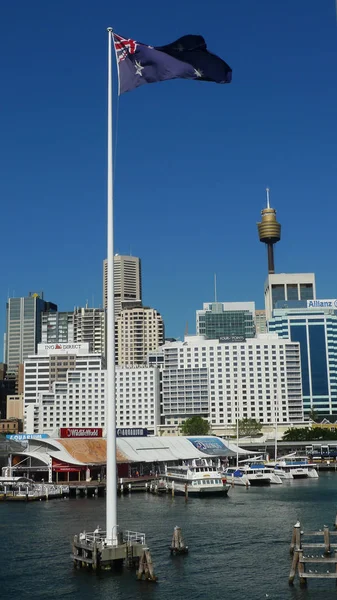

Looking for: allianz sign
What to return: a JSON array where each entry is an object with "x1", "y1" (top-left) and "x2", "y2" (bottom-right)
[{"x1": 307, "y1": 299, "x2": 337, "y2": 309}]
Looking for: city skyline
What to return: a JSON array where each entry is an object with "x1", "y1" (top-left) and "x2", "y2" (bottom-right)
[{"x1": 1, "y1": 1, "x2": 337, "y2": 353}]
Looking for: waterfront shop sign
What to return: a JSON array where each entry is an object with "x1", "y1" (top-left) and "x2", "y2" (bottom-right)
[
  {"x1": 6, "y1": 433, "x2": 49, "y2": 441},
  {"x1": 219, "y1": 335, "x2": 246, "y2": 343},
  {"x1": 116, "y1": 428, "x2": 148, "y2": 437},
  {"x1": 60, "y1": 427, "x2": 103, "y2": 438},
  {"x1": 188, "y1": 436, "x2": 230, "y2": 456},
  {"x1": 307, "y1": 299, "x2": 337, "y2": 309}
]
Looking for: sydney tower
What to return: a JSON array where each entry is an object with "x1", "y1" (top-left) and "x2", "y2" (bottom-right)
[{"x1": 257, "y1": 188, "x2": 281, "y2": 274}]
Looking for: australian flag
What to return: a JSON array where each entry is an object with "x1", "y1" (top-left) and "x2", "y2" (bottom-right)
[{"x1": 114, "y1": 33, "x2": 232, "y2": 94}]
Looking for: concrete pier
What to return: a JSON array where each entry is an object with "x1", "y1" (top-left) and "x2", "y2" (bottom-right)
[{"x1": 72, "y1": 529, "x2": 147, "y2": 571}]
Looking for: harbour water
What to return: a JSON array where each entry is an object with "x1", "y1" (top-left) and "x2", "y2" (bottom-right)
[{"x1": 1, "y1": 473, "x2": 337, "y2": 600}]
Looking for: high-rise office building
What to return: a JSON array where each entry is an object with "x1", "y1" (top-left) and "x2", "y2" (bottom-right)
[
  {"x1": 103, "y1": 255, "x2": 142, "y2": 315},
  {"x1": 42, "y1": 308, "x2": 106, "y2": 357},
  {"x1": 196, "y1": 302, "x2": 256, "y2": 339},
  {"x1": 255, "y1": 310, "x2": 267, "y2": 334},
  {"x1": 0, "y1": 364, "x2": 16, "y2": 419},
  {"x1": 116, "y1": 306, "x2": 164, "y2": 366},
  {"x1": 42, "y1": 312, "x2": 74, "y2": 344},
  {"x1": 264, "y1": 273, "x2": 316, "y2": 321},
  {"x1": 269, "y1": 300, "x2": 337, "y2": 415},
  {"x1": 5, "y1": 292, "x2": 57, "y2": 377}
]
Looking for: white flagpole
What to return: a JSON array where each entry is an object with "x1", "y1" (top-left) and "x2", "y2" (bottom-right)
[{"x1": 106, "y1": 27, "x2": 117, "y2": 545}]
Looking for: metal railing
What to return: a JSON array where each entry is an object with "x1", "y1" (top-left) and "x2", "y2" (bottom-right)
[
  {"x1": 124, "y1": 530, "x2": 146, "y2": 545},
  {"x1": 74, "y1": 527, "x2": 146, "y2": 548}
]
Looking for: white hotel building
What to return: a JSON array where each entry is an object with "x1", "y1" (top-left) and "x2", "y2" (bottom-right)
[
  {"x1": 24, "y1": 342, "x2": 160, "y2": 435},
  {"x1": 149, "y1": 334, "x2": 303, "y2": 431}
]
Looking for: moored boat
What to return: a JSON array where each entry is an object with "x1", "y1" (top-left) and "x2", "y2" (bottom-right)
[
  {"x1": 273, "y1": 457, "x2": 319, "y2": 479},
  {"x1": 164, "y1": 459, "x2": 231, "y2": 496},
  {"x1": 241, "y1": 464, "x2": 283, "y2": 485},
  {"x1": 222, "y1": 467, "x2": 250, "y2": 487}
]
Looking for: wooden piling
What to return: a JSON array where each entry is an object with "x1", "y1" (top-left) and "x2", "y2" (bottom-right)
[
  {"x1": 170, "y1": 526, "x2": 188, "y2": 555},
  {"x1": 137, "y1": 548, "x2": 157, "y2": 582},
  {"x1": 171, "y1": 481, "x2": 175, "y2": 497},
  {"x1": 184, "y1": 483, "x2": 188, "y2": 501},
  {"x1": 289, "y1": 550, "x2": 299, "y2": 584},
  {"x1": 290, "y1": 522, "x2": 301, "y2": 555},
  {"x1": 324, "y1": 526, "x2": 331, "y2": 555},
  {"x1": 298, "y1": 550, "x2": 307, "y2": 586}
]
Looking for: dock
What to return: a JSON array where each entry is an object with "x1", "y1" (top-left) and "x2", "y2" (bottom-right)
[
  {"x1": 67, "y1": 476, "x2": 164, "y2": 498},
  {"x1": 0, "y1": 483, "x2": 69, "y2": 502},
  {"x1": 72, "y1": 529, "x2": 148, "y2": 571},
  {"x1": 289, "y1": 522, "x2": 337, "y2": 586}
]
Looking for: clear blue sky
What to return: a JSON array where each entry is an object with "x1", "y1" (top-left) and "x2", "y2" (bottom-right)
[{"x1": 1, "y1": 1, "x2": 337, "y2": 348}]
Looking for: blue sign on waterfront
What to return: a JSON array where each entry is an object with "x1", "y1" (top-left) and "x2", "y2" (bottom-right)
[
  {"x1": 6, "y1": 433, "x2": 49, "y2": 441},
  {"x1": 187, "y1": 436, "x2": 230, "y2": 456},
  {"x1": 116, "y1": 428, "x2": 148, "y2": 437}
]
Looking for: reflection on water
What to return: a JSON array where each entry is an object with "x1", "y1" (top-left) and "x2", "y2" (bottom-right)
[{"x1": 0, "y1": 474, "x2": 336, "y2": 600}]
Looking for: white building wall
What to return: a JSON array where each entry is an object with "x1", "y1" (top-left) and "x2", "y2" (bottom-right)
[
  {"x1": 115, "y1": 367, "x2": 160, "y2": 432},
  {"x1": 264, "y1": 273, "x2": 316, "y2": 321},
  {"x1": 153, "y1": 334, "x2": 303, "y2": 428},
  {"x1": 161, "y1": 368, "x2": 209, "y2": 421},
  {"x1": 24, "y1": 349, "x2": 159, "y2": 434},
  {"x1": 36, "y1": 370, "x2": 106, "y2": 435},
  {"x1": 23, "y1": 343, "x2": 103, "y2": 431}
]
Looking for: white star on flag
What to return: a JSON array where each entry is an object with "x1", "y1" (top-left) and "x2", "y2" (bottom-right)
[
  {"x1": 194, "y1": 68, "x2": 203, "y2": 78},
  {"x1": 135, "y1": 60, "x2": 144, "y2": 76}
]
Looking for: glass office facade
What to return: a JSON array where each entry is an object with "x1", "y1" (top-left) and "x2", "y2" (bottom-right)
[
  {"x1": 270, "y1": 282, "x2": 314, "y2": 311},
  {"x1": 269, "y1": 306, "x2": 337, "y2": 414},
  {"x1": 5, "y1": 294, "x2": 57, "y2": 376},
  {"x1": 203, "y1": 310, "x2": 255, "y2": 339}
]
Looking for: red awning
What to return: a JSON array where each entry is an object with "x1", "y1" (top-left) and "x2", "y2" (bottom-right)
[{"x1": 52, "y1": 458, "x2": 85, "y2": 472}]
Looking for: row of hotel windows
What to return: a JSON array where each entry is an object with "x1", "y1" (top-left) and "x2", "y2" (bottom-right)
[
  {"x1": 171, "y1": 346, "x2": 286, "y2": 360},
  {"x1": 43, "y1": 421, "x2": 102, "y2": 427}
]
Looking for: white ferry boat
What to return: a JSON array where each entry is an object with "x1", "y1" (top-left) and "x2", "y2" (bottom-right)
[
  {"x1": 241, "y1": 464, "x2": 283, "y2": 485},
  {"x1": 222, "y1": 467, "x2": 250, "y2": 487},
  {"x1": 273, "y1": 457, "x2": 319, "y2": 480},
  {"x1": 165, "y1": 459, "x2": 231, "y2": 496}
]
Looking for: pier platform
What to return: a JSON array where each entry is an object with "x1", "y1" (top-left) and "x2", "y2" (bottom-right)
[
  {"x1": 0, "y1": 484, "x2": 69, "y2": 502},
  {"x1": 67, "y1": 476, "x2": 160, "y2": 497},
  {"x1": 72, "y1": 529, "x2": 147, "y2": 570}
]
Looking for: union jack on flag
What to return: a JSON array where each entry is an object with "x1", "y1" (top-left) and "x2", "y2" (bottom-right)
[{"x1": 113, "y1": 33, "x2": 137, "y2": 63}]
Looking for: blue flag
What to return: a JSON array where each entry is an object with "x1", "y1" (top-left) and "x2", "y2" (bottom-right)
[{"x1": 114, "y1": 33, "x2": 232, "y2": 94}]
